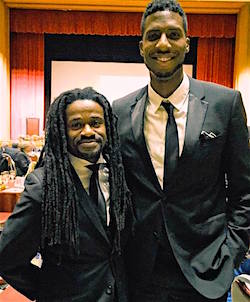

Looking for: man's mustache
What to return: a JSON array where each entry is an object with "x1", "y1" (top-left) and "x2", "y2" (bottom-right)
[{"x1": 77, "y1": 135, "x2": 102, "y2": 144}]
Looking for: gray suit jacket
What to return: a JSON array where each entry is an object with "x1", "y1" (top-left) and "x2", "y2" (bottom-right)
[{"x1": 113, "y1": 77, "x2": 250, "y2": 299}]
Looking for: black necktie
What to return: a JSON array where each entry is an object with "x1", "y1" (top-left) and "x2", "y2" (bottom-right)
[
  {"x1": 88, "y1": 164, "x2": 107, "y2": 224},
  {"x1": 162, "y1": 102, "x2": 179, "y2": 190}
]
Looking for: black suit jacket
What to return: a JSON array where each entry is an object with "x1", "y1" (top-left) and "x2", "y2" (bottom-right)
[
  {"x1": 112, "y1": 77, "x2": 250, "y2": 299},
  {"x1": 0, "y1": 167, "x2": 128, "y2": 302}
]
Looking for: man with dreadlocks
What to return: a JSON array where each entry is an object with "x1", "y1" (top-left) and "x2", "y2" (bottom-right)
[{"x1": 0, "y1": 87, "x2": 133, "y2": 302}]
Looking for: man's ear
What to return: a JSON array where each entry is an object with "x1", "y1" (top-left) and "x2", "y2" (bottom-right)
[
  {"x1": 139, "y1": 40, "x2": 144, "y2": 57},
  {"x1": 185, "y1": 37, "x2": 190, "y2": 53}
]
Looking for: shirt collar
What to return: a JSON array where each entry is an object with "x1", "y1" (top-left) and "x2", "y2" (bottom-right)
[
  {"x1": 148, "y1": 72, "x2": 190, "y2": 113},
  {"x1": 68, "y1": 153, "x2": 106, "y2": 171}
]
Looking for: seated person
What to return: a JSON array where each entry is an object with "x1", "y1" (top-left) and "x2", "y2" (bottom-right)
[
  {"x1": 20, "y1": 142, "x2": 38, "y2": 162},
  {"x1": 0, "y1": 145, "x2": 31, "y2": 176},
  {"x1": 0, "y1": 150, "x2": 9, "y2": 173}
]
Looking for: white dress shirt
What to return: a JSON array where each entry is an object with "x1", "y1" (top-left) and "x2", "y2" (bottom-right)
[
  {"x1": 69, "y1": 153, "x2": 110, "y2": 225},
  {"x1": 144, "y1": 73, "x2": 190, "y2": 189}
]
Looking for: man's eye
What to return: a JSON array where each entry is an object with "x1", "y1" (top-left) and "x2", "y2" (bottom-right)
[
  {"x1": 91, "y1": 120, "x2": 102, "y2": 128},
  {"x1": 147, "y1": 32, "x2": 160, "y2": 41},
  {"x1": 71, "y1": 121, "x2": 82, "y2": 129},
  {"x1": 168, "y1": 32, "x2": 180, "y2": 40}
]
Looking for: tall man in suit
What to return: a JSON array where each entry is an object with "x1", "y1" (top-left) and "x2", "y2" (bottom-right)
[
  {"x1": 0, "y1": 87, "x2": 133, "y2": 301},
  {"x1": 113, "y1": 0, "x2": 250, "y2": 301}
]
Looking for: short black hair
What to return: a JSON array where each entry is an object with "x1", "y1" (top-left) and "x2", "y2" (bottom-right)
[
  {"x1": 141, "y1": 0, "x2": 188, "y2": 36},
  {"x1": 12, "y1": 143, "x2": 19, "y2": 148}
]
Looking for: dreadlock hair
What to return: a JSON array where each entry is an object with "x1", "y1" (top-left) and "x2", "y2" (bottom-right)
[
  {"x1": 39, "y1": 87, "x2": 132, "y2": 256},
  {"x1": 141, "y1": 0, "x2": 188, "y2": 36}
]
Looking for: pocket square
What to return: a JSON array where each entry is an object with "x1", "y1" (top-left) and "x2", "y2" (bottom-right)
[{"x1": 199, "y1": 130, "x2": 218, "y2": 141}]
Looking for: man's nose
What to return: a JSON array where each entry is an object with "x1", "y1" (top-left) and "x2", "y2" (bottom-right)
[
  {"x1": 81, "y1": 124, "x2": 94, "y2": 136},
  {"x1": 156, "y1": 33, "x2": 171, "y2": 50}
]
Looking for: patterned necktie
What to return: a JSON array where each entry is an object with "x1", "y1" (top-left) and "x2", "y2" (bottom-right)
[
  {"x1": 88, "y1": 163, "x2": 107, "y2": 224},
  {"x1": 161, "y1": 102, "x2": 179, "y2": 190}
]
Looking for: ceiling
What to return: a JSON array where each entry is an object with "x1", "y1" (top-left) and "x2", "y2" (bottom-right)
[{"x1": 3, "y1": 0, "x2": 250, "y2": 14}]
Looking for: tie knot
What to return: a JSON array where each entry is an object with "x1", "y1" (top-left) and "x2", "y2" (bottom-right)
[
  {"x1": 87, "y1": 163, "x2": 100, "y2": 175},
  {"x1": 162, "y1": 102, "x2": 174, "y2": 116}
]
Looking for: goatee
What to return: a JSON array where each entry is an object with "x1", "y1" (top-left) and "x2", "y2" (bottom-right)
[{"x1": 153, "y1": 63, "x2": 183, "y2": 81}]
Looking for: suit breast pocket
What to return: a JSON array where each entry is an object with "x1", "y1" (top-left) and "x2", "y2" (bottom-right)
[
  {"x1": 199, "y1": 134, "x2": 225, "y2": 157},
  {"x1": 196, "y1": 135, "x2": 226, "y2": 173}
]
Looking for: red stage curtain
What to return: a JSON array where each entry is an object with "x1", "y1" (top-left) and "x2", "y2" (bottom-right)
[
  {"x1": 196, "y1": 38, "x2": 235, "y2": 88},
  {"x1": 188, "y1": 14, "x2": 236, "y2": 38},
  {"x1": 9, "y1": 10, "x2": 237, "y2": 138},
  {"x1": 10, "y1": 10, "x2": 236, "y2": 38},
  {"x1": 10, "y1": 10, "x2": 142, "y2": 36},
  {"x1": 10, "y1": 33, "x2": 44, "y2": 139}
]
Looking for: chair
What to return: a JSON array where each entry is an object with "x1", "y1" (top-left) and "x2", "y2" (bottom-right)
[
  {"x1": 24, "y1": 161, "x2": 37, "y2": 178},
  {"x1": 26, "y1": 118, "x2": 40, "y2": 136},
  {"x1": 1, "y1": 153, "x2": 16, "y2": 178},
  {"x1": 231, "y1": 274, "x2": 250, "y2": 302}
]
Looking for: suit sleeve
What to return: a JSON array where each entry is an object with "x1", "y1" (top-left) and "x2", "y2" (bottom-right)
[
  {"x1": 225, "y1": 91, "x2": 250, "y2": 267},
  {"x1": 15, "y1": 152, "x2": 30, "y2": 176},
  {"x1": 0, "y1": 171, "x2": 42, "y2": 300}
]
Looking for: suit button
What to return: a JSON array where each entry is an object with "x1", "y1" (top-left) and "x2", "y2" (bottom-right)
[
  {"x1": 106, "y1": 285, "x2": 112, "y2": 295},
  {"x1": 153, "y1": 231, "x2": 158, "y2": 238}
]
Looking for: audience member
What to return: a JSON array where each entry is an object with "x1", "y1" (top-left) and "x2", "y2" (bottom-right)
[{"x1": 0, "y1": 145, "x2": 30, "y2": 176}]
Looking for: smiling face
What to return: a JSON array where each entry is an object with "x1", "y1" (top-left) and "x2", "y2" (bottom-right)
[
  {"x1": 140, "y1": 10, "x2": 190, "y2": 82},
  {"x1": 66, "y1": 99, "x2": 107, "y2": 163}
]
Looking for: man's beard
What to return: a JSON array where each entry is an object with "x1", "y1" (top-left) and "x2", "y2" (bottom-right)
[
  {"x1": 153, "y1": 63, "x2": 183, "y2": 81},
  {"x1": 81, "y1": 149, "x2": 102, "y2": 163}
]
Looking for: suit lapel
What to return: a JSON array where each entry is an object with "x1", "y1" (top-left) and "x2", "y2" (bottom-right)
[
  {"x1": 71, "y1": 166, "x2": 110, "y2": 245},
  {"x1": 131, "y1": 86, "x2": 162, "y2": 191},
  {"x1": 131, "y1": 86, "x2": 147, "y2": 148},
  {"x1": 129, "y1": 80, "x2": 208, "y2": 190},
  {"x1": 181, "y1": 77, "x2": 208, "y2": 159}
]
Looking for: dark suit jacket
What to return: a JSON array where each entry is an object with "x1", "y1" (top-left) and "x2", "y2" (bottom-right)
[
  {"x1": 0, "y1": 147, "x2": 30, "y2": 176},
  {"x1": 0, "y1": 167, "x2": 128, "y2": 302},
  {"x1": 112, "y1": 77, "x2": 250, "y2": 299}
]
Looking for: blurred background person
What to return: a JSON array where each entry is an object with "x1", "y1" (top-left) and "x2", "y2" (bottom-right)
[{"x1": 0, "y1": 143, "x2": 30, "y2": 176}]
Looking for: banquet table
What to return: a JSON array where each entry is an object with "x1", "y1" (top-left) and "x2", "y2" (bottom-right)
[
  {"x1": 0, "y1": 186, "x2": 23, "y2": 212},
  {"x1": 0, "y1": 285, "x2": 31, "y2": 301}
]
